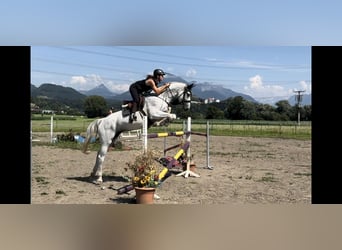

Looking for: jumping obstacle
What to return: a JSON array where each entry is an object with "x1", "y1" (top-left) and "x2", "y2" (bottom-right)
[
  {"x1": 143, "y1": 116, "x2": 213, "y2": 171},
  {"x1": 143, "y1": 116, "x2": 213, "y2": 178},
  {"x1": 116, "y1": 116, "x2": 213, "y2": 194},
  {"x1": 162, "y1": 120, "x2": 213, "y2": 170}
]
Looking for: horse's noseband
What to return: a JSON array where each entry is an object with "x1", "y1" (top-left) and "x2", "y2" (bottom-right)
[{"x1": 182, "y1": 88, "x2": 192, "y2": 103}]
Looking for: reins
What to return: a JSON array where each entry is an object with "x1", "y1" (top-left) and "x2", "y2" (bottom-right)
[{"x1": 157, "y1": 84, "x2": 191, "y2": 106}]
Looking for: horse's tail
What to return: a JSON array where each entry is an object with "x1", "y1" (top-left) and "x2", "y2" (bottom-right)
[{"x1": 82, "y1": 119, "x2": 100, "y2": 154}]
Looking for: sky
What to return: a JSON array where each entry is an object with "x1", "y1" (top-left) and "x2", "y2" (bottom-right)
[
  {"x1": 3, "y1": 1, "x2": 340, "y2": 103},
  {"x1": 1, "y1": 1, "x2": 342, "y2": 45},
  {"x1": 31, "y1": 46, "x2": 311, "y2": 103}
]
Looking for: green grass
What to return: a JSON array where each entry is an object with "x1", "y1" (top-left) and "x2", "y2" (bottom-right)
[
  {"x1": 31, "y1": 114, "x2": 311, "y2": 140},
  {"x1": 31, "y1": 114, "x2": 93, "y2": 133}
]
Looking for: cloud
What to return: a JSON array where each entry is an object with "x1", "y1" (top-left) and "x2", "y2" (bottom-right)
[
  {"x1": 298, "y1": 80, "x2": 311, "y2": 93},
  {"x1": 248, "y1": 75, "x2": 263, "y2": 89},
  {"x1": 68, "y1": 73, "x2": 132, "y2": 93},
  {"x1": 70, "y1": 76, "x2": 87, "y2": 85},
  {"x1": 109, "y1": 84, "x2": 130, "y2": 93},
  {"x1": 287, "y1": 80, "x2": 311, "y2": 97},
  {"x1": 185, "y1": 68, "x2": 197, "y2": 77},
  {"x1": 69, "y1": 74, "x2": 106, "y2": 89},
  {"x1": 243, "y1": 74, "x2": 289, "y2": 99}
]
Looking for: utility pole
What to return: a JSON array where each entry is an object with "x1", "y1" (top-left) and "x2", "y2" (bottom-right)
[{"x1": 293, "y1": 90, "x2": 305, "y2": 126}]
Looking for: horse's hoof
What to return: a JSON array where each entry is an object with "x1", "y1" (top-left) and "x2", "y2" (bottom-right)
[
  {"x1": 89, "y1": 175, "x2": 103, "y2": 184},
  {"x1": 157, "y1": 119, "x2": 170, "y2": 127},
  {"x1": 91, "y1": 180, "x2": 103, "y2": 185}
]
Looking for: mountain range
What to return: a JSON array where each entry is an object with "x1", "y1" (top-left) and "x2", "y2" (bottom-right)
[
  {"x1": 31, "y1": 76, "x2": 311, "y2": 106},
  {"x1": 79, "y1": 82, "x2": 258, "y2": 103},
  {"x1": 78, "y1": 75, "x2": 259, "y2": 103}
]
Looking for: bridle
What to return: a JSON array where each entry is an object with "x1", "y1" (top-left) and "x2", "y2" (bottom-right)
[
  {"x1": 181, "y1": 87, "x2": 192, "y2": 106},
  {"x1": 161, "y1": 85, "x2": 192, "y2": 107}
]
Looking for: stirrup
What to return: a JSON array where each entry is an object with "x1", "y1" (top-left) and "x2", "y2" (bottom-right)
[{"x1": 129, "y1": 113, "x2": 136, "y2": 123}]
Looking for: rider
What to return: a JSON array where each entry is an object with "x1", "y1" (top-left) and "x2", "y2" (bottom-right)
[{"x1": 129, "y1": 68, "x2": 171, "y2": 122}]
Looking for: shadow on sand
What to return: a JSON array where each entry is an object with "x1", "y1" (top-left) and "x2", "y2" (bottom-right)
[{"x1": 66, "y1": 175, "x2": 136, "y2": 204}]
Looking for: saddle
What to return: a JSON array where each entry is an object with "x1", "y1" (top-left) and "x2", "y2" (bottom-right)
[{"x1": 121, "y1": 96, "x2": 145, "y2": 117}]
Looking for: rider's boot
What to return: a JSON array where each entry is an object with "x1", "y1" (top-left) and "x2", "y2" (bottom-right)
[{"x1": 130, "y1": 102, "x2": 138, "y2": 122}]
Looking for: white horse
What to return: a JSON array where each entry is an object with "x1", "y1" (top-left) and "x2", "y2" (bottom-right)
[{"x1": 82, "y1": 81, "x2": 194, "y2": 183}]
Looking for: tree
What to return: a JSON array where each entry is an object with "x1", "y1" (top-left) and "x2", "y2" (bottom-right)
[
  {"x1": 225, "y1": 96, "x2": 245, "y2": 120},
  {"x1": 275, "y1": 100, "x2": 291, "y2": 113},
  {"x1": 206, "y1": 105, "x2": 224, "y2": 119},
  {"x1": 301, "y1": 105, "x2": 312, "y2": 121},
  {"x1": 240, "y1": 101, "x2": 257, "y2": 120},
  {"x1": 84, "y1": 95, "x2": 108, "y2": 118}
]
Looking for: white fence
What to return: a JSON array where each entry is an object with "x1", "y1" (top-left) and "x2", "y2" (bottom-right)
[{"x1": 119, "y1": 129, "x2": 142, "y2": 141}]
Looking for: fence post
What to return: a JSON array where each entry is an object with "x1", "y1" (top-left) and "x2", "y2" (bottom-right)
[
  {"x1": 142, "y1": 115, "x2": 148, "y2": 153},
  {"x1": 50, "y1": 115, "x2": 53, "y2": 143},
  {"x1": 206, "y1": 120, "x2": 213, "y2": 169}
]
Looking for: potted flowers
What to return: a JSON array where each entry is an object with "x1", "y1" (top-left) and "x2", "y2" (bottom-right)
[{"x1": 126, "y1": 149, "x2": 164, "y2": 204}]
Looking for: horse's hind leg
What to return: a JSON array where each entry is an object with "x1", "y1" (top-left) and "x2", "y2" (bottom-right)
[
  {"x1": 90, "y1": 143, "x2": 110, "y2": 184},
  {"x1": 90, "y1": 125, "x2": 117, "y2": 184},
  {"x1": 107, "y1": 132, "x2": 121, "y2": 151}
]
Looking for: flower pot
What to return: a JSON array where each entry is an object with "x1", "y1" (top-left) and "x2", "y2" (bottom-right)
[{"x1": 134, "y1": 187, "x2": 155, "y2": 204}]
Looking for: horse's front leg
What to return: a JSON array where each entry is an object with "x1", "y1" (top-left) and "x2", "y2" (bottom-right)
[
  {"x1": 149, "y1": 110, "x2": 177, "y2": 121},
  {"x1": 90, "y1": 143, "x2": 109, "y2": 184}
]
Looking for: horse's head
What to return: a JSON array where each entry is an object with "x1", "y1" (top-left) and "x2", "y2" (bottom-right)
[
  {"x1": 182, "y1": 83, "x2": 194, "y2": 111},
  {"x1": 167, "y1": 82, "x2": 194, "y2": 111}
]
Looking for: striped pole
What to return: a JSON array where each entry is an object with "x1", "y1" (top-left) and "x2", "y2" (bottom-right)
[{"x1": 147, "y1": 131, "x2": 188, "y2": 138}]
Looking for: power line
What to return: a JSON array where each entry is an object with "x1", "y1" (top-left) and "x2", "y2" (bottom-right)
[
  {"x1": 32, "y1": 57, "x2": 146, "y2": 76},
  {"x1": 31, "y1": 69, "x2": 129, "y2": 83},
  {"x1": 32, "y1": 57, "x2": 310, "y2": 86},
  {"x1": 32, "y1": 47, "x2": 311, "y2": 95},
  {"x1": 293, "y1": 90, "x2": 306, "y2": 106},
  {"x1": 112, "y1": 47, "x2": 207, "y2": 62},
  {"x1": 56, "y1": 46, "x2": 310, "y2": 71},
  {"x1": 37, "y1": 46, "x2": 311, "y2": 78}
]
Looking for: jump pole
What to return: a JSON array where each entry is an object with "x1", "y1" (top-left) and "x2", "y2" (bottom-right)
[
  {"x1": 176, "y1": 117, "x2": 200, "y2": 178},
  {"x1": 142, "y1": 115, "x2": 148, "y2": 153},
  {"x1": 205, "y1": 120, "x2": 213, "y2": 170}
]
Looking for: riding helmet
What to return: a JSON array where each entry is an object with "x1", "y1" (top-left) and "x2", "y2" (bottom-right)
[{"x1": 153, "y1": 69, "x2": 166, "y2": 77}]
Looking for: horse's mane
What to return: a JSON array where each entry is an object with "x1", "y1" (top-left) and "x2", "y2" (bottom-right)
[
  {"x1": 168, "y1": 81, "x2": 187, "y2": 89},
  {"x1": 145, "y1": 82, "x2": 188, "y2": 99}
]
